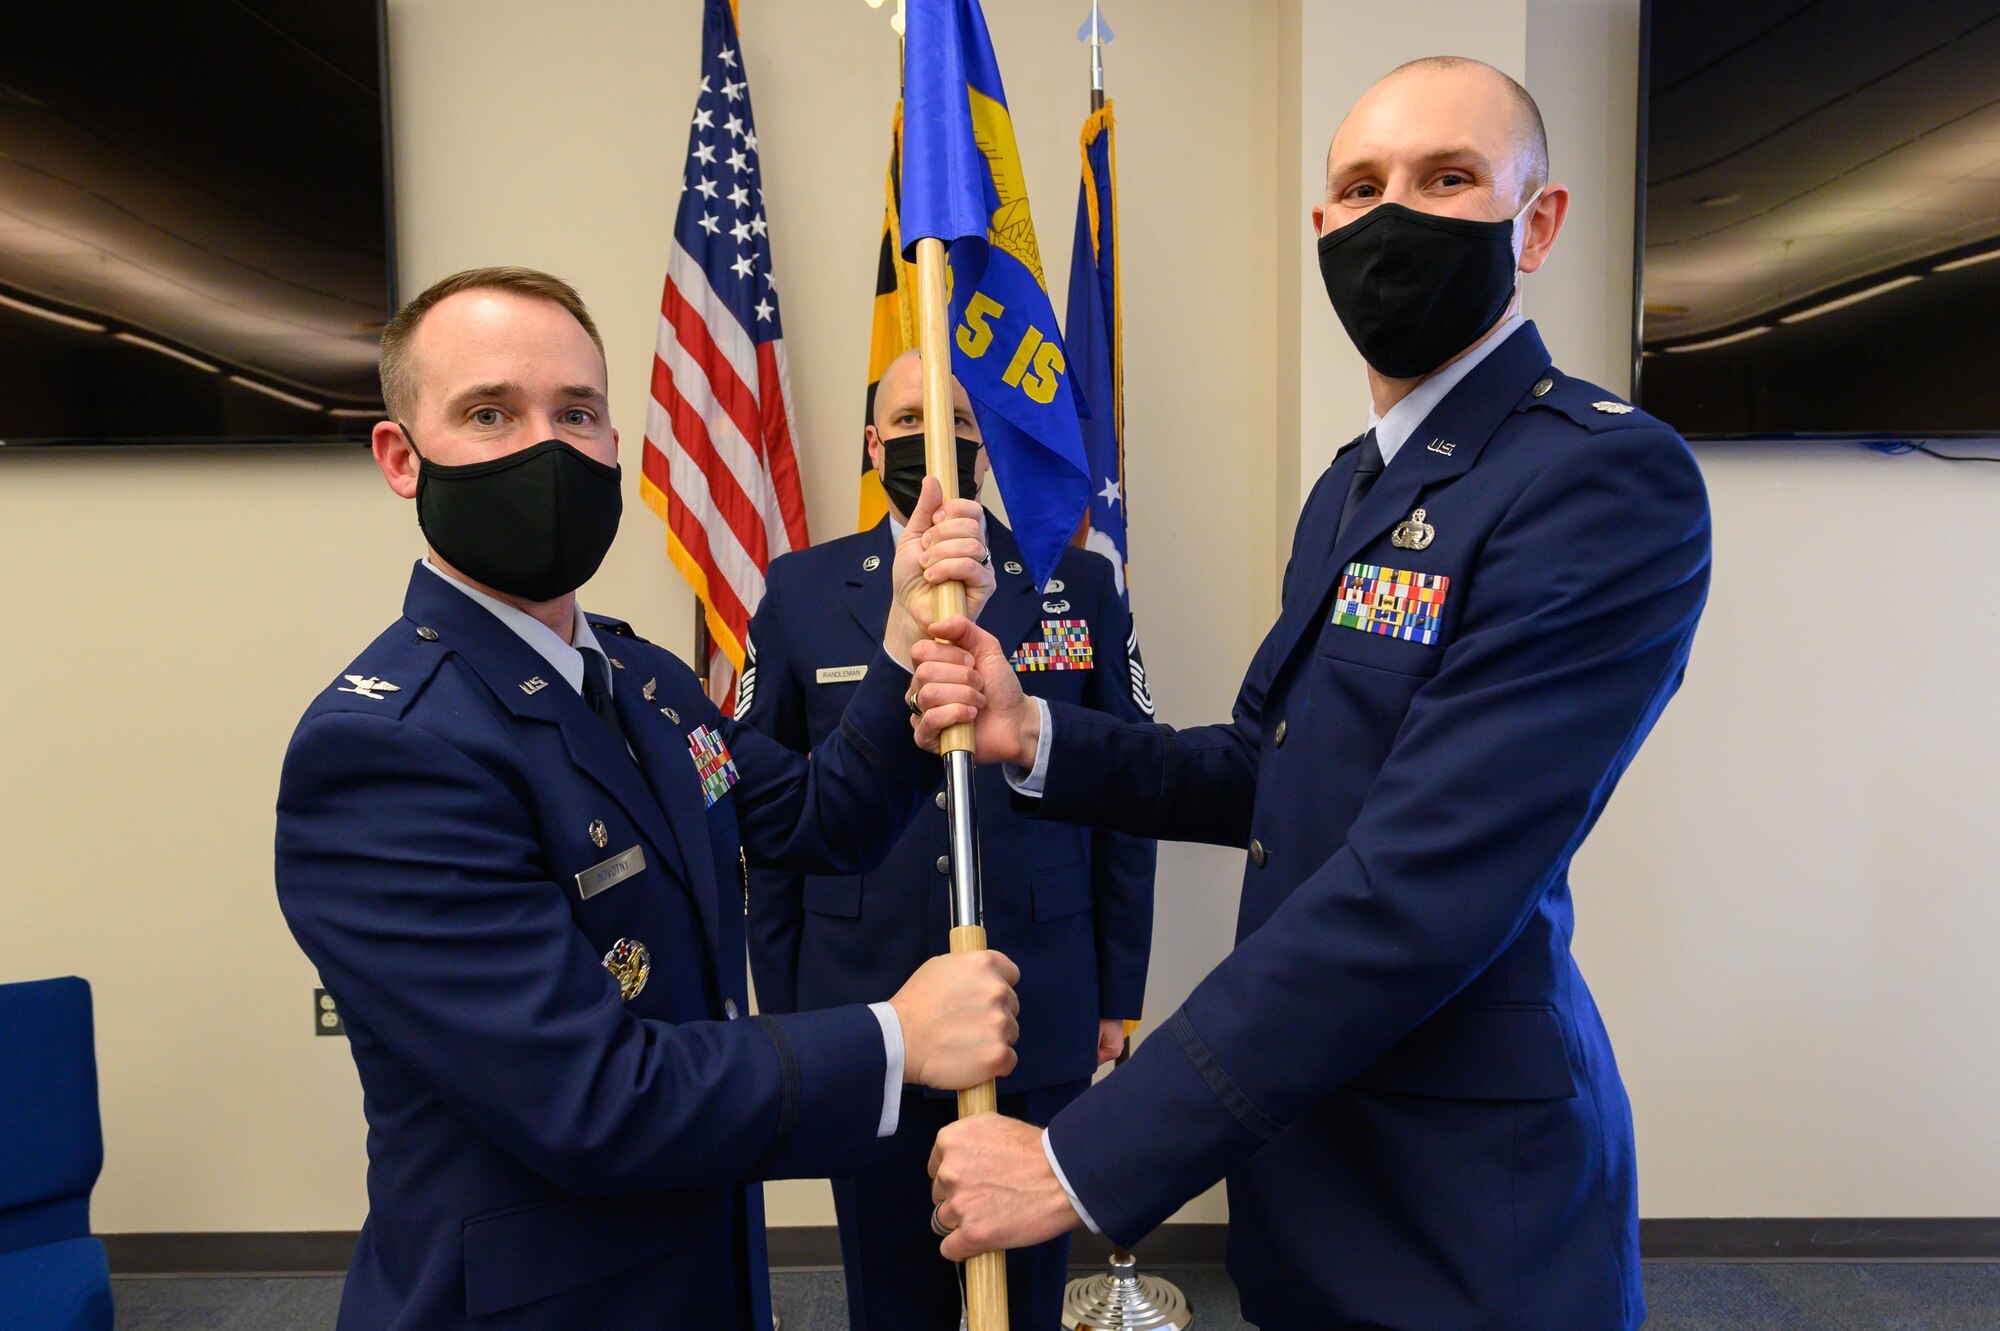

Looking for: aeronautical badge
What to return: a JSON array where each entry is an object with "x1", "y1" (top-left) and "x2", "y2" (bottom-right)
[
  {"x1": 1390, "y1": 508, "x2": 1436, "y2": 551},
  {"x1": 1592, "y1": 401, "x2": 1635, "y2": 414},
  {"x1": 1332, "y1": 563, "x2": 1450, "y2": 647},
  {"x1": 687, "y1": 724, "x2": 740, "y2": 807},
  {"x1": 602, "y1": 938, "x2": 650, "y2": 1002},
  {"x1": 1012, "y1": 619, "x2": 1094, "y2": 671},
  {"x1": 337, "y1": 674, "x2": 399, "y2": 701}
]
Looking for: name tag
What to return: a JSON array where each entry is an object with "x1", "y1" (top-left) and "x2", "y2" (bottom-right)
[
  {"x1": 815, "y1": 664, "x2": 868, "y2": 685},
  {"x1": 576, "y1": 845, "x2": 646, "y2": 900}
]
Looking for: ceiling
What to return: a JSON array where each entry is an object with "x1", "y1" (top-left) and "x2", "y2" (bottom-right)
[{"x1": 1642, "y1": 0, "x2": 2000, "y2": 343}]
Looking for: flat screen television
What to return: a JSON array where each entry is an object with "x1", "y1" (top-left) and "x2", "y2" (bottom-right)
[
  {"x1": 0, "y1": 0, "x2": 392, "y2": 448},
  {"x1": 1635, "y1": 1, "x2": 2000, "y2": 439}
]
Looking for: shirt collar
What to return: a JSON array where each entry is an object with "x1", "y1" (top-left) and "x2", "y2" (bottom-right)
[
  {"x1": 1366, "y1": 310, "x2": 1526, "y2": 467},
  {"x1": 420, "y1": 559, "x2": 608, "y2": 696}
]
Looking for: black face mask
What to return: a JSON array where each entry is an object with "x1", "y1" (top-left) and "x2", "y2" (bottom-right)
[
  {"x1": 1315, "y1": 196, "x2": 1533, "y2": 379},
  {"x1": 403, "y1": 425, "x2": 623, "y2": 602},
  {"x1": 878, "y1": 432, "x2": 981, "y2": 520}
]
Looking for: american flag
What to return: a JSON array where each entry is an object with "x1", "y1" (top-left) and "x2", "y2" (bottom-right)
[{"x1": 640, "y1": 0, "x2": 808, "y2": 699}]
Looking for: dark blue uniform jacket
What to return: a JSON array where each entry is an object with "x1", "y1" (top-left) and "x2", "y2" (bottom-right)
[
  {"x1": 739, "y1": 517, "x2": 1155, "y2": 1094},
  {"x1": 275, "y1": 565, "x2": 937, "y2": 1330},
  {"x1": 1035, "y1": 324, "x2": 1711, "y2": 1331}
]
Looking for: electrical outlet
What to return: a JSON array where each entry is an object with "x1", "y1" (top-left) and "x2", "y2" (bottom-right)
[{"x1": 314, "y1": 987, "x2": 346, "y2": 1038}]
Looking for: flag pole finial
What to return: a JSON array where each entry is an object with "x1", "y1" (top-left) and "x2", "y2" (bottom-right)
[
  {"x1": 864, "y1": 0, "x2": 905, "y2": 36},
  {"x1": 1076, "y1": 2, "x2": 1113, "y2": 107}
]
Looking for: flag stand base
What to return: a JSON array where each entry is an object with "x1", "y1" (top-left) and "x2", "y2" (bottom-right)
[{"x1": 1060, "y1": 1249, "x2": 1192, "y2": 1329}]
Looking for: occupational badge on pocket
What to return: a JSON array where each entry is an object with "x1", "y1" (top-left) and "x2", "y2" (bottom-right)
[
  {"x1": 602, "y1": 937, "x2": 650, "y2": 1002},
  {"x1": 1331, "y1": 563, "x2": 1450, "y2": 646},
  {"x1": 1011, "y1": 619, "x2": 1094, "y2": 671},
  {"x1": 687, "y1": 724, "x2": 740, "y2": 807}
]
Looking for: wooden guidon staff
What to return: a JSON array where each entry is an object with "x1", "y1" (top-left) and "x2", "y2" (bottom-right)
[{"x1": 912, "y1": 235, "x2": 1009, "y2": 1331}]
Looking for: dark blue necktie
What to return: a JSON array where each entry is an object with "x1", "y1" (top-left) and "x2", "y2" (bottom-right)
[
  {"x1": 1335, "y1": 429, "x2": 1385, "y2": 544},
  {"x1": 578, "y1": 649, "x2": 630, "y2": 752}
]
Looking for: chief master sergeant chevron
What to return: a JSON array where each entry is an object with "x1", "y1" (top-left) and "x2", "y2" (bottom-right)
[
  {"x1": 917, "y1": 57, "x2": 1714, "y2": 1330},
  {"x1": 737, "y1": 348, "x2": 1156, "y2": 1330},
  {"x1": 274, "y1": 266, "x2": 1018, "y2": 1331}
]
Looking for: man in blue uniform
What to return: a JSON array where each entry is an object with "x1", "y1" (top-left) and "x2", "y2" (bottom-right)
[
  {"x1": 917, "y1": 58, "x2": 1713, "y2": 1330},
  {"x1": 737, "y1": 349, "x2": 1156, "y2": 1329},
  {"x1": 275, "y1": 267, "x2": 1018, "y2": 1331}
]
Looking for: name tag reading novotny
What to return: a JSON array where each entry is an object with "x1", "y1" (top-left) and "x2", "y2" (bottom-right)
[
  {"x1": 815, "y1": 665, "x2": 868, "y2": 685},
  {"x1": 576, "y1": 845, "x2": 647, "y2": 900}
]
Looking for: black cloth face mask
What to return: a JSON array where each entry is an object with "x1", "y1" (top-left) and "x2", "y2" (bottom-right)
[
  {"x1": 878, "y1": 432, "x2": 981, "y2": 520},
  {"x1": 402, "y1": 425, "x2": 623, "y2": 602},
  {"x1": 1315, "y1": 193, "x2": 1536, "y2": 379}
]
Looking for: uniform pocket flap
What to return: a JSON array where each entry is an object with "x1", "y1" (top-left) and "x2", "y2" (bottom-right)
[
  {"x1": 1345, "y1": 1003, "x2": 1577, "y2": 1101},
  {"x1": 462, "y1": 1195, "x2": 678, "y2": 1316},
  {"x1": 802, "y1": 875, "x2": 861, "y2": 918},
  {"x1": 1030, "y1": 857, "x2": 1091, "y2": 921}
]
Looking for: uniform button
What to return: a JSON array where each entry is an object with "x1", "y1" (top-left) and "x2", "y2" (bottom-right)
[
  {"x1": 935, "y1": 789, "x2": 948, "y2": 810},
  {"x1": 937, "y1": 855, "x2": 950, "y2": 874},
  {"x1": 415, "y1": 626, "x2": 439, "y2": 641},
  {"x1": 724, "y1": 998, "x2": 739, "y2": 1020},
  {"x1": 1273, "y1": 719, "x2": 1288, "y2": 747},
  {"x1": 1532, "y1": 376, "x2": 1555, "y2": 397},
  {"x1": 1249, "y1": 838, "x2": 1268, "y2": 868}
]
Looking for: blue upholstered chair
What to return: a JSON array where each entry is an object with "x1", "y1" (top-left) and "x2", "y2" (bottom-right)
[{"x1": 0, "y1": 977, "x2": 113, "y2": 1331}]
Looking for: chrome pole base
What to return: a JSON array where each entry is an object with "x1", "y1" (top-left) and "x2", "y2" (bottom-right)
[{"x1": 1061, "y1": 1250, "x2": 1192, "y2": 1329}]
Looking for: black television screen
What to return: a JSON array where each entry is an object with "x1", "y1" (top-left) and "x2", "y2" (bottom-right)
[
  {"x1": 1635, "y1": 2, "x2": 2000, "y2": 439},
  {"x1": 0, "y1": 0, "x2": 392, "y2": 447}
]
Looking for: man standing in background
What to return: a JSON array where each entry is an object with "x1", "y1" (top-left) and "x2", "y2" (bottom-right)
[{"x1": 740, "y1": 348, "x2": 1156, "y2": 1329}]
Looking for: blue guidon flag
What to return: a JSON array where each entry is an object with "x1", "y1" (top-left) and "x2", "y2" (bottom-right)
[
  {"x1": 1066, "y1": 100, "x2": 1131, "y2": 601},
  {"x1": 901, "y1": 0, "x2": 1092, "y2": 591}
]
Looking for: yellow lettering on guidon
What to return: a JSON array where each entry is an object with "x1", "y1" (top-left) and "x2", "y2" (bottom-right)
[
  {"x1": 814, "y1": 665, "x2": 869, "y2": 685},
  {"x1": 957, "y1": 293, "x2": 1004, "y2": 358}
]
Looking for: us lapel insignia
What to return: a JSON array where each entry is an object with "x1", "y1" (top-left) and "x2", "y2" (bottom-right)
[
  {"x1": 642, "y1": 677, "x2": 658, "y2": 702},
  {"x1": 602, "y1": 938, "x2": 650, "y2": 1002},
  {"x1": 1426, "y1": 438, "x2": 1455, "y2": 456},
  {"x1": 687, "y1": 724, "x2": 740, "y2": 807},
  {"x1": 1003, "y1": 560, "x2": 1023, "y2": 575},
  {"x1": 1012, "y1": 619, "x2": 1094, "y2": 672},
  {"x1": 520, "y1": 676, "x2": 549, "y2": 696},
  {"x1": 1333, "y1": 563, "x2": 1451, "y2": 647},
  {"x1": 588, "y1": 819, "x2": 608, "y2": 849},
  {"x1": 1390, "y1": 508, "x2": 1436, "y2": 551},
  {"x1": 337, "y1": 674, "x2": 399, "y2": 701},
  {"x1": 862, "y1": 554, "x2": 881, "y2": 572},
  {"x1": 1593, "y1": 401, "x2": 1635, "y2": 414}
]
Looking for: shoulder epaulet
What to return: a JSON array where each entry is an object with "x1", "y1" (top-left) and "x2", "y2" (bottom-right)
[
  {"x1": 1515, "y1": 370, "x2": 1665, "y2": 435},
  {"x1": 590, "y1": 615, "x2": 647, "y2": 642},
  {"x1": 308, "y1": 619, "x2": 448, "y2": 720}
]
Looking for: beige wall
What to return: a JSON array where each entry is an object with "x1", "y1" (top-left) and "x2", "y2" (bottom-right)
[
  {"x1": 0, "y1": 0, "x2": 1274, "y2": 1233},
  {"x1": 4, "y1": 0, "x2": 1996, "y2": 1241}
]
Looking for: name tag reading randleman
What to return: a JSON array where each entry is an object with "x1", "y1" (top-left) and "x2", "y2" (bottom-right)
[
  {"x1": 815, "y1": 665, "x2": 868, "y2": 685},
  {"x1": 576, "y1": 845, "x2": 646, "y2": 900}
]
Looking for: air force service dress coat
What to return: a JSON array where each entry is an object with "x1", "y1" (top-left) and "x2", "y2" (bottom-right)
[
  {"x1": 739, "y1": 516, "x2": 1156, "y2": 1092},
  {"x1": 1030, "y1": 324, "x2": 1712, "y2": 1331},
  {"x1": 275, "y1": 565, "x2": 938, "y2": 1331}
]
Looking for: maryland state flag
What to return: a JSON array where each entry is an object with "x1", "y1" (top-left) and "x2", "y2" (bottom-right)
[
  {"x1": 901, "y1": 0, "x2": 1091, "y2": 590},
  {"x1": 1066, "y1": 101, "x2": 1130, "y2": 600},
  {"x1": 859, "y1": 101, "x2": 916, "y2": 530}
]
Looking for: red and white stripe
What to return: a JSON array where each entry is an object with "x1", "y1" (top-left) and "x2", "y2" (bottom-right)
[{"x1": 643, "y1": 238, "x2": 808, "y2": 676}]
